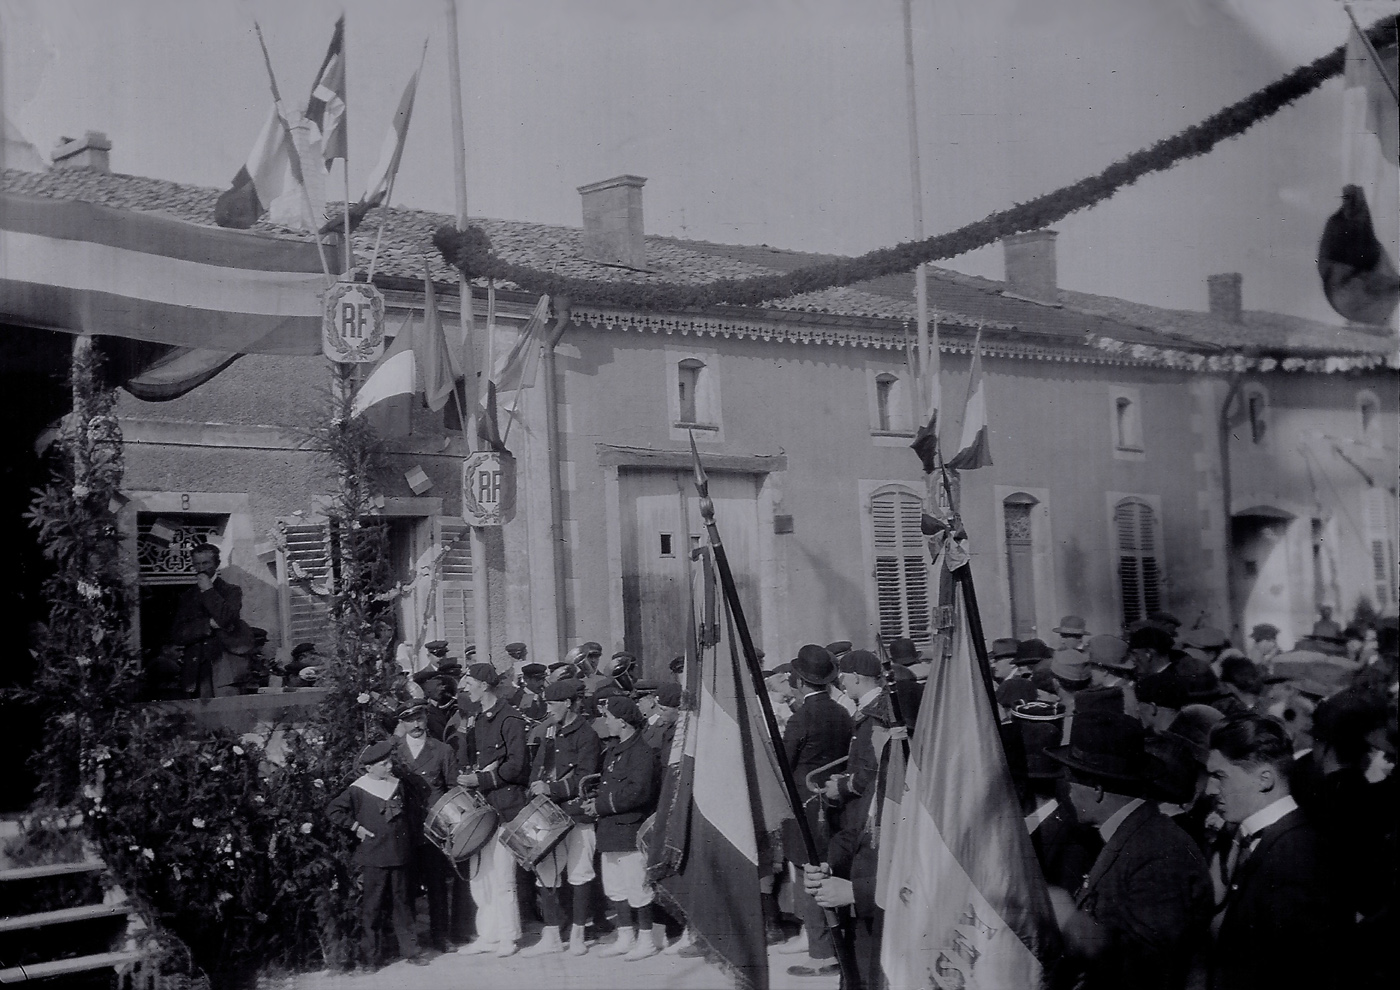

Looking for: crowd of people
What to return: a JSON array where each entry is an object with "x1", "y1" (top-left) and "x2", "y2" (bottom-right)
[{"x1": 313, "y1": 610, "x2": 1397, "y2": 990}]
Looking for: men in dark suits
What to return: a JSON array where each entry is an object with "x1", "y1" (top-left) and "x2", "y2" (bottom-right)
[
  {"x1": 455, "y1": 662, "x2": 530, "y2": 957},
  {"x1": 1046, "y1": 711, "x2": 1213, "y2": 990},
  {"x1": 394, "y1": 702, "x2": 457, "y2": 953},
  {"x1": 1206, "y1": 714, "x2": 1344, "y2": 990},
  {"x1": 326, "y1": 739, "x2": 430, "y2": 969},
  {"x1": 782, "y1": 645, "x2": 855, "y2": 977},
  {"x1": 169, "y1": 542, "x2": 253, "y2": 697}
]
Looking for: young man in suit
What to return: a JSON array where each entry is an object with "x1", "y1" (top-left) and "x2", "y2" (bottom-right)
[
  {"x1": 1045, "y1": 711, "x2": 1213, "y2": 990},
  {"x1": 782, "y1": 645, "x2": 854, "y2": 977},
  {"x1": 1206, "y1": 714, "x2": 1345, "y2": 990},
  {"x1": 326, "y1": 740, "x2": 430, "y2": 969}
]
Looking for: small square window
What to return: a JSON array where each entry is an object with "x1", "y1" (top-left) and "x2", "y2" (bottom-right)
[{"x1": 659, "y1": 533, "x2": 674, "y2": 557}]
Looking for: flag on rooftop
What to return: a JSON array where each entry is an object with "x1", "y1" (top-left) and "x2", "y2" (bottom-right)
[
  {"x1": 946, "y1": 330, "x2": 992, "y2": 470},
  {"x1": 214, "y1": 104, "x2": 297, "y2": 229},
  {"x1": 342, "y1": 58, "x2": 422, "y2": 234},
  {"x1": 878, "y1": 579, "x2": 1060, "y2": 990},
  {"x1": 306, "y1": 16, "x2": 347, "y2": 167}
]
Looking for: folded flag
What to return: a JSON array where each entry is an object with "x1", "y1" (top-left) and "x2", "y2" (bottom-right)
[
  {"x1": 878, "y1": 578, "x2": 1060, "y2": 989},
  {"x1": 350, "y1": 317, "x2": 417, "y2": 418},
  {"x1": 946, "y1": 331, "x2": 992, "y2": 470},
  {"x1": 909, "y1": 316, "x2": 942, "y2": 474},
  {"x1": 1318, "y1": 184, "x2": 1400, "y2": 326},
  {"x1": 306, "y1": 16, "x2": 347, "y2": 167}
]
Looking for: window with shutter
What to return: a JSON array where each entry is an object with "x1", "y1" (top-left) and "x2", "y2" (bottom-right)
[
  {"x1": 436, "y1": 520, "x2": 474, "y2": 657},
  {"x1": 872, "y1": 487, "x2": 931, "y2": 644},
  {"x1": 280, "y1": 521, "x2": 331, "y2": 648},
  {"x1": 1004, "y1": 494, "x2": 1038, "y2": 639},
  {"x1": 1115, "y1": 498, "x2": 1162, "y2": 626}
]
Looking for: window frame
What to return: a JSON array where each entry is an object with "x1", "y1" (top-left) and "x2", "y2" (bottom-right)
[
  {"x1": 1108, "y1": 493, "x2": 1166, "y2": 628},
  {"x1": 1107, "y1": 385, "x2": 1145, "y2": 460},
  {"x1": 667, "y1": 348, "x2": 723, "y2": 441},
  {"x1": 862, "y1": 482, "x2": 933, "y2": 646},
  {"x1": 1241, "y1": 383, "x2": 1269, "y2": 447}
]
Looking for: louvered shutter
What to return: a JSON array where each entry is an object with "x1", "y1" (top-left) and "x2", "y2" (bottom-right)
[
  {"x1": 1362, "y1": 488, "x2": 1396, "y2": 606},
  {"x1": 873, "y1": 489, "x2": 931, "y2": 643},
  {"x1": 280, "y1": 521, "x2": 331, "y2": 647},
  {"x1": 436, "y1": 519, "x2": 474, "y2": 657},
  {"x1": 1115, "y1": 499, "x2": 1162, "y2": 626}
]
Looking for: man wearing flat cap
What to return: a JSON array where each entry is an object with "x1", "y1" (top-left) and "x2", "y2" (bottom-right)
[
  {"x1": 1045, "y1": 712, "x2": 1212, "y2": 990},
  {"x1": 394, "y1": 702, "x2": 457, "y2": 952},
  {"x1": 781, "y1": 645, "x2": 854, "y2": 975},
  {"x1": 523, "y1": 678, "x2": 603, "y2": 957},
  {"x1": 823, "y1": 650, "x2": 895, "y2": 832},
  {"x1": 455, "y1": 662, "x2": 529, "y2": 957},
  {"x1": 327, "y1": 739, "x2": 429, "y2": 968}
]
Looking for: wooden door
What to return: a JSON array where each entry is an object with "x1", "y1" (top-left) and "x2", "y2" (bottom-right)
[{"x1": 620, "y1": 469, "x2": 762, "y2": 675}]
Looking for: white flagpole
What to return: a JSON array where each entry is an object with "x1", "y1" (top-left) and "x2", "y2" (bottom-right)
[
  {"x1": 445, "y1": 0, "x2": 491, "y2": 662},
  {"x1": 902, "y1": 0, "x2": 936, "y2": 426}
]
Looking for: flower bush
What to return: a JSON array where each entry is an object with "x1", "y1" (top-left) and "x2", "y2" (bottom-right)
[{"x1": 12, "y1": 351, "x2": 417, "y2": 987}]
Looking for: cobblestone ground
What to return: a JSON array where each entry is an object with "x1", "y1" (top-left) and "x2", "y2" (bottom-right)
[{"x1": 268, "y1": 930, "x2": 841, "y2": 990}]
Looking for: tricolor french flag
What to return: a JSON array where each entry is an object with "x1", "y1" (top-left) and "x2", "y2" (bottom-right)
[{"x1": 947, "y1": 332, "x2": 992, "y2": 471}]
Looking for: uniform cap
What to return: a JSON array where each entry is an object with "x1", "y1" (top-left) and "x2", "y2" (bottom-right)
[
  {"x1": 543, "y1": 679, "x2": 585, "y2": 702},
  {"x1": 359, "y1": 739, "x2": 396, "y2": 766}
]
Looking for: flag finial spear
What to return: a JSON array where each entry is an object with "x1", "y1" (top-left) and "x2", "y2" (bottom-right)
[{"x1": 688, "y1": 430, "x2": 719, "y2": 543}]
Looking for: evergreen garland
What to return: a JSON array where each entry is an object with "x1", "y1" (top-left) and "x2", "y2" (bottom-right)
[{"x1": 435, "y1": 17, "x2": 1391, "y2": 311}]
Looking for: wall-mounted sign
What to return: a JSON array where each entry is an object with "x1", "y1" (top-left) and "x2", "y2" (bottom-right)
[
  {"x1": 322, "y1": 281, "x2": 386, "y2": 363},
  {"x1": 462, "y1": 450, "x2": 514, "y2": 527}
]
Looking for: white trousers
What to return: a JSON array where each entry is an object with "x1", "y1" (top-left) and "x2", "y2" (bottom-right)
[{"x1": 470, "y1": 833, "x2": 521, "y2": 945}]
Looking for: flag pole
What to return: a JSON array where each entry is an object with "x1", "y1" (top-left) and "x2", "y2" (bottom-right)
[
  {"x1": 689, "y1": 434, "x2": 860, "y2": 990},
  {"x1": 1345, "y1": 3, "x2": 1400, "y2": 105},
  {"x1": 252, "y1": 21, "x2": 334, "y2": 285},
  {"x1": 444, "y1": 0, "x2": 491, "y2": 662},
  {"x1": 902, "y1": 0, "x2": 937, "y2": 442},
  {"x1": 341, "y1": 19, "x2": 352, "y2": 276}
]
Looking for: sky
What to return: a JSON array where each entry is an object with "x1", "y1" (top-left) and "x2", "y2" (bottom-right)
[{"x1": 4, "y1": 0, "x2": 1398, "y2": 325}]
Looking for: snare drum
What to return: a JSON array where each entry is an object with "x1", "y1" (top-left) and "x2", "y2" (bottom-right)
[
  {"x1": 498, "y1": 796, "x2": 574, "y2": 869},
  {"x1": 424, "y1": 786, "x2": 498, "y2": 861}
]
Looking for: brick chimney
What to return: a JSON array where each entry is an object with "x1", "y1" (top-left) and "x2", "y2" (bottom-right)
[
  {"x1": 578, "y1": 175, "x2": 647, "y2": 269},
  {"x1": 1207, "y1": 272, "x2": 1243, "y2": 323},
  {"x1": 1002, "y1": 229, "x2": 1059, "y2": 303},
  {"x1": 51, "y1": 131, "x2": 111, "y2": 171}
]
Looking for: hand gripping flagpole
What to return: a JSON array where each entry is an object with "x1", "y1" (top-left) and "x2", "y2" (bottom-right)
[{"x1": 689, "y1": 433, "x2": 861, "y2": 990}]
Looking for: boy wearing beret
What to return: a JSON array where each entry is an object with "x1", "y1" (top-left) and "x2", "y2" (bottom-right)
[
  {"x1": 584, "y1": 695, "x2": 661, "y2": 960},
  {"x1": 523, "y1": 678, "x2": 604, "y2": 956},
  {"x1": 326, "y1": 740, "x2": 429, "y2": 969}
]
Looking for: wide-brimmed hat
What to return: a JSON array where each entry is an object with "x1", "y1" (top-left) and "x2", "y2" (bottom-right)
[
  {"x1": 1163, "y1": 704, "x2": 1226, "y2": 762},
  {"x1": 990, "y1": 638, "x2": 1020, "y2": 660},
  {"x1": 1014, "y1": 638, "x2": 1054, "y2": 665},
  {"x1": 1045, "y1": 711, "x2": 1161, "y2": 784},
  {"x1": 888, "y1": 638, "x2": 920, "y2": 663},
  {"x1": 1087, "y1": 635, "x2": 1133, "y2": 673},
  {"x1": 1250, "y1": 623, "x2": 1280, "y2": 642},
  {"x1": 1054, "y1": 616, "x2": 1088, "y2": 637},
  {"x1": 791, "y1": 644, "x2": 838, "y2": 685}
]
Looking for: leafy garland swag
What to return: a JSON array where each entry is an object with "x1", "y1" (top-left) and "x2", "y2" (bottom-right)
[{"x1": 435, "y1": 17, "x2": 1394, "y2": 310}]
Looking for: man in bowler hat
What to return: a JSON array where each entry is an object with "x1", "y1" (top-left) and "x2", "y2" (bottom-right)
[{"x1": 1046, "y1": 711, "x2": 1212, "y2": 990}]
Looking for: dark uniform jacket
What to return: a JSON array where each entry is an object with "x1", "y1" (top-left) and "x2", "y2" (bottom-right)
[
  {"x1": 784, "y1": 690, "x2": 855, "y2": 791},
  {"x1": 465, "y1": 698, "x2": 530, "y2": 823},
  {"x1": 594, "y1": 731, "x2": 659, "y2": 853},
  {"x1": 835, "y1": 691, "x2": 894, "y2": 832},
  {"x1": 642, "y1": 715, "x2": 680, "y2": 759},
  {"x1": 1210, "y1": 807, "x2": 1343, "y2": 990},
  {"x1": 531, "y1": 715, "x2": 603, "y2": 823},
  {"x1": 508, "y1": 684, "x2": 548, "y2": 723},
  {"x1": 396, "y1": 735, "x2": 457, "y2": 810},
  {"x1": 1068, "y1": 801, "x2": 1212, "y2": 990},
  {"x1": 327, "y1": 776, "x2": 415, "y2": 868}
]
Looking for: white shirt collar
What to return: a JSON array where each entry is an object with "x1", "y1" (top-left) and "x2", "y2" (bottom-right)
[
  {"x1": 1098, "y1": 798, "x2": 1146, "y2": 844},
  {"x1": 405, "y1": 734, "x2": 426, "y2": 758},
  {"x1": 1239, "y1": 794, "x2": 1297, "y2": 843}
]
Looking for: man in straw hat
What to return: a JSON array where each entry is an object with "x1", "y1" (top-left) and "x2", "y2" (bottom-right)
[
  {"x1": 1045, "y1": 711, "x2": 1212, "y2": 990},
  {"x1": 326, "y1": 739, "x2": 430, "y2": 969}
]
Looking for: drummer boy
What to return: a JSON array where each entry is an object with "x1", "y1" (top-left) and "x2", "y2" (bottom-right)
[
  {"x1": 522, "y1": 679, "x2": 603, "y2": 957},
  {"x1": 326, "y1": 739, "x2": 430, "y2": 969}
]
